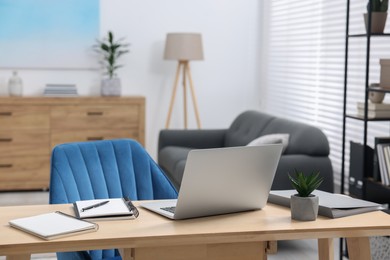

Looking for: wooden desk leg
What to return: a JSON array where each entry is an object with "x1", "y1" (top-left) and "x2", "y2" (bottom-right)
[
  {"x1": 346, "y1": 237, "x2": 371, "y2": 260},
  {"x1": 318, "y1": 238, "x2": 334, "y2": 260},
  {"x1": 119, "y1": 248, "x2": 134, "y2": 260},
  {"x1": 6, "y1": 254, "x2": 30, "y2": 260},
  {"x1": 266, "y1": 241, "x2": 277, "y2": 254},
  {"x1": 132, "y1": 242, "x2": 267, "y2": 260}
]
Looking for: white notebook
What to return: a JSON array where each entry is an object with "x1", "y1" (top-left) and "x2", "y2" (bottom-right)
[{"x1": 9, "y1": 211, "x2": 98, "y2": 240}]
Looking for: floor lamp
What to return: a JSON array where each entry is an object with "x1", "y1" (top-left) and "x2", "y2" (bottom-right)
[{"x1": 164, "y1": 33, "x2": 203, "y2": 129}]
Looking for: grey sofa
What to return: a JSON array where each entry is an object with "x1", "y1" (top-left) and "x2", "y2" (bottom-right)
[{"x1": 158, "y1": 110, "x2": 334, "y2": 193}]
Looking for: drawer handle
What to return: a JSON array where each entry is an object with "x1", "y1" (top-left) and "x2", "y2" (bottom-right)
[
  {"x1": 0, "y1": 112, "x2": 12, "y2": 116},
  {"x1": 87, "y1": 112, "x2": 103, "y2": 116},
  {"x1": 0, "y1": 138, "x2": 12, "y2": 142},
  {"x1": 0, "y1": 164, "x2": 12, "y2": 168},
  {"x1": 87, "y1": 137, "x2": 104, "y2": 141}
]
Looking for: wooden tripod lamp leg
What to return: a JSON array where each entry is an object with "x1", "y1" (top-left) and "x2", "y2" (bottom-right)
[
  {"x1": 165, "y1": 62, "x2": 182, "y2": 128},
  {"x1": 182, "y1": 61, "x2": 188, "y2": 129},
  {"x1": 185, "y1": 62, "x2": 201, "y2": 129}
]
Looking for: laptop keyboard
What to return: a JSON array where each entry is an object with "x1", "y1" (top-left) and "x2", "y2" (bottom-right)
[{"x1": 161, "y1": 206, "x2": 176, "y2": 214}]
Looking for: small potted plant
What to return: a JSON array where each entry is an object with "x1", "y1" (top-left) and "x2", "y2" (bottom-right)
[
  {"x1": 288, "y1": 169, "x2": 323, "y2": 221},
  {"x1": 94, "y1": 31, "x2": 129, "y2": 96},
  {"x1": 364, "y1": 0, "x2": 388, "y2": 34}
]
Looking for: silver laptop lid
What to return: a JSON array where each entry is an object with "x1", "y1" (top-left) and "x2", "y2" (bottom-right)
[{"x1": 173, "y1": 144, "x2": 282, "y2": 219}]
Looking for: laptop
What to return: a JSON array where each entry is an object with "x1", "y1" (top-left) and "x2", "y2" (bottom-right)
[{"x1": 140, "y1": 144, "x2": 283, "y2": 220}]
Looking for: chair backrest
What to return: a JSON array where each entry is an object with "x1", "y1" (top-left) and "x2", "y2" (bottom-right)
[
  {"x1": 225, "y1": 111, "x2": 275, "y2": 147},
  {"x1": 225, "y1": 110, "x2": 329, "y2": 156},
  {"x1": 49, "y1": 139, "x2": 177, "y2": 260}
]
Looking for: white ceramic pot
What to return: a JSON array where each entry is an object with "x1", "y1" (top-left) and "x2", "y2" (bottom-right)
[
  {"x1": 101, "y1": 78, "x2": 121, "y2": 96},
  {"x1": 369, "y1": 84, "x2": 385, "y2": 103}
]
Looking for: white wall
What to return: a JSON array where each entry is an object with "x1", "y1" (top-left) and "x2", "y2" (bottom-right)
[{"x1": 0, "y1": 0, "x2": 262, "y2": 158}]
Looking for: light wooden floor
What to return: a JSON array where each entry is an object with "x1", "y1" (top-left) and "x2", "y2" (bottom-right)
[{"x1": 0, "y1": 191, "x2": 344, "y2": 260}]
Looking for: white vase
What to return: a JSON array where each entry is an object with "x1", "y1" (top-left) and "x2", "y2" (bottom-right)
[
  {"x1": 8, "y1": 71, "x2": 23, "y2": 97},
  {"x1": 101, "y1": 78, "x2": 121, "y2": 96},
  {"x1": 369, "y1": 83, "x2": 385, "y2": 103}
]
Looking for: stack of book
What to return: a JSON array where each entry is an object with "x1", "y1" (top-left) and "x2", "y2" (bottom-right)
[
  {"x1": 268, "y1": 190, "x2": 382, "y2": 218},
  {"x1": 43, "y1": 84, "x2": 78, "y2": 97},
  {"x1": 357, "y1": 102, "x2": 390, "y2": 118},
  {"x1": 377, "y1": 142, "x2": 390, "y2": 186}
]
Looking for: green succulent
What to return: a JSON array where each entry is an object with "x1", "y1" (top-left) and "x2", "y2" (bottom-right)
[
  {"x1": 94, "y1": 31, "x2": 130, "y2": 79},
  {"x1": 288, "y1": 170, "x2": 323, "y2": 197},
  {"x1": 367, "y1": 0, "x2": 388, "y2": 12}
]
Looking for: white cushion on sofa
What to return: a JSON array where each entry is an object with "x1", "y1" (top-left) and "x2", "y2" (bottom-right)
[{"x1": 247, "y1": 133, "x2": 290, "y2": 153}]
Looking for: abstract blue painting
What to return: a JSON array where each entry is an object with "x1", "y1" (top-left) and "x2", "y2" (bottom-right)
[{"x1": 0, "y1": 0, "x2": 99, "y2": 69}]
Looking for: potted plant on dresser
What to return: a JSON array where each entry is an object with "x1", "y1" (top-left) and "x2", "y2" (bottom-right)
[
  {"x1": 288, "y1": 170, "x2": 323, "y2": 221},
  {"x1": 364, "y1": 0, "x2": 388, "y2": 34},
  {"x1": 94, "y1": 31, "x2": 129, "y2": 96}
]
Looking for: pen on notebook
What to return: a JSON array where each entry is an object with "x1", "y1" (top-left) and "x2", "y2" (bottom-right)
[{"x1": 81, "y1": 200, "x2": 110, "y2": 212}]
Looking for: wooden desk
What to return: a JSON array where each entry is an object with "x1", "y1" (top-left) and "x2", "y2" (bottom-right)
[{"x1": 1, "y1": 202, "x2": 390, "y2": 260}]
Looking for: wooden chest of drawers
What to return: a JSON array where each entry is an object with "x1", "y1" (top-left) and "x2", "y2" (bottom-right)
[{"x1": 0, "y1": 97, "x2": 145, "y2": 190}]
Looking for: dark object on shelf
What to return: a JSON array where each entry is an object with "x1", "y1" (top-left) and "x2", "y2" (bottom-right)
[
  {"x1": 373, "y1": 137, "x2": 390, "y2": 181},
  {"x1": 365, "y1": 178, "x2": 390, "y2": 204},
  {"x1": 349, "y1": 142, "x2": 374, "y2": 198}
]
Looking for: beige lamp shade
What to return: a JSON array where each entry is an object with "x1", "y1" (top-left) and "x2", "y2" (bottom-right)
[{"x1": 164, "y1": 33, "x2": 204, "y2": 61}]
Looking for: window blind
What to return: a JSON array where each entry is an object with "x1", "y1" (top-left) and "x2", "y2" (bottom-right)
[{"x1": 262, "y1": 0, "x2": 390, "y2": 192}]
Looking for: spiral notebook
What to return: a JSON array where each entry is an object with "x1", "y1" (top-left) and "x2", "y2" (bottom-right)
[
  {"x1": 9, "y1": 211, "x2": 98, "y2": 240},
  {"x1": 73, "y1": 198, "x2": 138, "y2": 220}
]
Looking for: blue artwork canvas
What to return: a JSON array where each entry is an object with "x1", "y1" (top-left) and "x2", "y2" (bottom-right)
[{"x1": 0, "y1": 0, "x2": 99, "y2": 69}]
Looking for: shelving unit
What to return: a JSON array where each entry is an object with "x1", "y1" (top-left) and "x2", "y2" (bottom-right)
[
  {"x1": 341, "y1": 2, "x2": 390, "y2": 259},
  {"x1": 341, "y1": 3, "x2": 390, "y2": 259},
  {"x1": 341, "y1": 0, "x2": 390, "y2": 203}
]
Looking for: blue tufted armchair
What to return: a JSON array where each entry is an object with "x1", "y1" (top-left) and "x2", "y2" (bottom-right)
[{"x1": 49, "y1": 139, "x2": 178, "y2": 260}]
